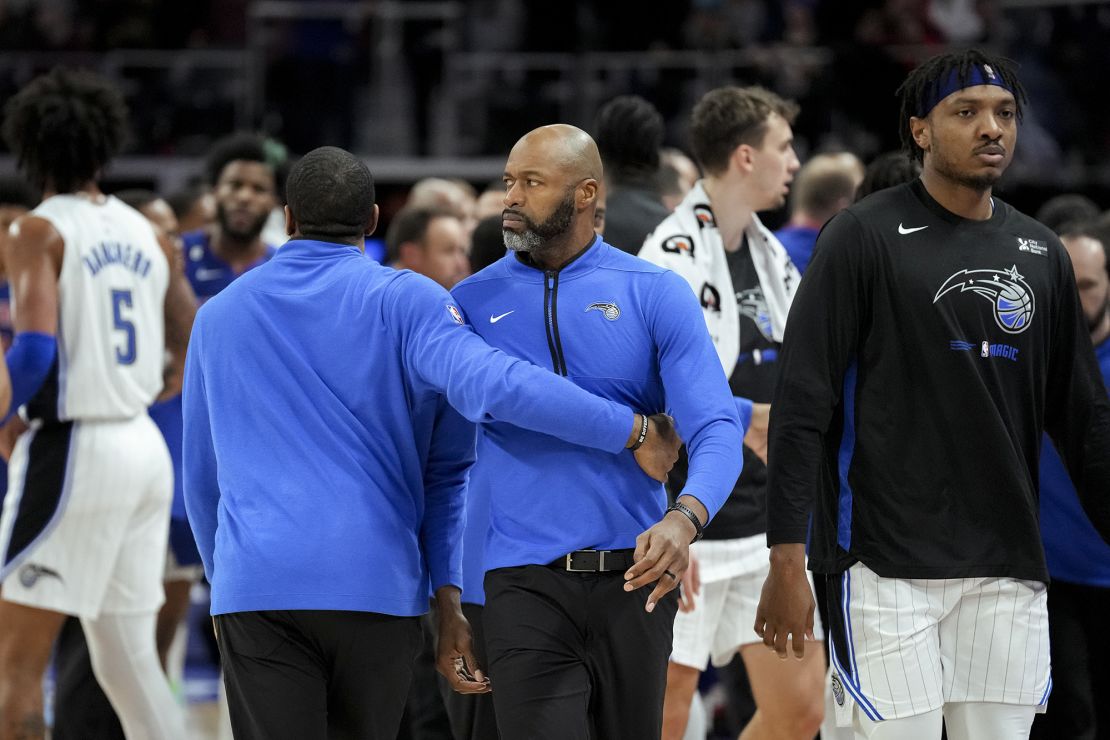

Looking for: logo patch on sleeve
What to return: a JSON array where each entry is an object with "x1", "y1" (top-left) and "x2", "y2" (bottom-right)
[{"x1": 446, "y1": 305, "x2": 465, "y2": 325}]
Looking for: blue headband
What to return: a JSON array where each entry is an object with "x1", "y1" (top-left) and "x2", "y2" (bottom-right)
[{"x1": 917, "y1": 64, "x2": 1013, "y2": 118}]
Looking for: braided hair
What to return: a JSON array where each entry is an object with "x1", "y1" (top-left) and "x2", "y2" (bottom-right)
[
  {"x1": 896, "y1": 49, "x2": 1027, "y2": 163},
  {"x1": 2, "y1": 67, "x2": 128, "y2": 193}
]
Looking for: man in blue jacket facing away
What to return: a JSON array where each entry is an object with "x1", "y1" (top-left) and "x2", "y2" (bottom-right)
[
  {"x1": 451, "y1": 125, "x2": 744, "y2": 740},
  {"x1": 182, "y1": 145, "x2": 680, "y2": 740}
]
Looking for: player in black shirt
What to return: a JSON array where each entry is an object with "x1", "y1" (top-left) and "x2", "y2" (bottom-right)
[{"x1": 756, "y1": 49, "x2": 1110, "y2": 739}]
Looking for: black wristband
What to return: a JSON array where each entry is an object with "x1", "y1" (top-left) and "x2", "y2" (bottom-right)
[
  {"x1": 666, "y1": 501, "x2": 704, "y2": 543},
  {"x1": 629, "y1": 414, "x2": 650, "y2": 451}
]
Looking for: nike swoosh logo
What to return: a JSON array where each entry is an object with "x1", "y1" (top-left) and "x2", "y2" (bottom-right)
[
  {"x1": 898, "y1": 223, "x2": 929, "y2": 235},
  {"x1": 490, "y1": 311, "x2": 514, "y2": 323}
]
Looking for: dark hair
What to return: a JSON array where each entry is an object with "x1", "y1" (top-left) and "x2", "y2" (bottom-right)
[
  {"x1": 113, "y1": 188, "x2": 160, "y2": 211},
  {"x1": 2, "y1": 67, "x2": 128, "y2": 193},
  {"x1": 1058, "y1": 221, "x2": 1110, "y2": 278},
  {"x1": 385, "y1": 206, "x2": 458, "y2": 264},
  {"x1": 166, "y1": 184, "x2": 210, "y2": 221},
  {"x1": 469, "y1": 214, "x2": 507, "y2": 273},
  {"x1": 285, "y1": 146, "x2": 375, "y2": 241},
  {"x1": 1035, "y1": 194, "x2": 1100, "y2": 236},
  {"x1": 0, "y1": 176, "x2": 40, "y2": 209},
  {"x1": 689, "y1": 86, "x2": 799, "y2": 177},
  {"x1": 595, "y1": 96, "x2": 664, "y2": 185},
  {"x1": 856, "y1": 152, "x2": 922, "y2": 201},
  {"x1": 205, "y1": 133, "x2": 290, "y2": 203},
  {"x1": 896, "y1": 49, "x2": 1027, "y2": 164}
]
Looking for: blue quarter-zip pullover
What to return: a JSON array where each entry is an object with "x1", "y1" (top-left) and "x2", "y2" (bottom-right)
[
  {"x1": 452, "y1": 237, "x2": 743, "y2": 602},
  {"x1": 183, "y1": 238, "x2": 637, "y2": 616}
]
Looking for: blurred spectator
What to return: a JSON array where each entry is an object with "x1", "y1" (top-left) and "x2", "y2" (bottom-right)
[
  {"x1": 0, "y1": 175, "x2": 37, "y2": 504},
  {"x1": 167, "y1": 185, "x2": 217, "y2": 235},
  {"x1": 774, "y1": 151, "x2": 864, "y2": 273},
  {"x1": 595, "y1": 95, "x2": 670, "y2": 254},
  {"x1": 662, "y1": 148, "x2": 700, "y2": 194},
  {"x1": 474, "y1": 182, "x2": 506, "y2": 222},
  {"x1": 1035, "y1": 194, "x2": 1100, "y2": 235},
  {"x1": 856, "y1": 151, "x2": 922, "y2": 201},
  {"x1": 408, "y1": 177, "x2": 478, "y2": 234},
  {"x1": 386, "y1": 205, "x2": 470, "y2": 290},
  {"x1": 116, "y1": 189, "x2": 181, "y2": 243},
  {"x1": 1031, "y1": 221, "x2": 1110, "y2": 740},
  {"x1": 469, "y1": 214, "x2": 506, "y2": 274}
]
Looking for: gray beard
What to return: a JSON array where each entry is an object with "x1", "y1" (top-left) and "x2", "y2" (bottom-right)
[{"x1": 503, "y1": 228, "x2": 544, "y2": 254}]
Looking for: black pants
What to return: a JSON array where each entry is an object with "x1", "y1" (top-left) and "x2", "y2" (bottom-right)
[
  {"x1": 397, "y1": 612, "x2": 455, "y2": 740},
  {"x1": 1030, "y1": 580, "x2": 1110, "y2": 740},
  {"x1": 483, "y1": 565, "x2": 678, "y2": 740},
  {"x1": 217, "y1": 610, "x2": 422, "y2": 740},
  {"x1": 52, "y1": 617, "x2": 125, "y2": 740},
  {"x1": 439, "y1": 603, "x2": 500, "y2": 740}
]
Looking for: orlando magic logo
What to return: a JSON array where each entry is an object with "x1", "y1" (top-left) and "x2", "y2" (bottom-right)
[
  {"x1": 585, "y1": 301, "x2": 620, "y2": 321},
  {"x1": 736, "y1": 288, "x2": 774, "y2": 340},
  {"x1": 19, "y1": 563, "x2": 63, "y2": 588},
  {"x1": 933, "y1": 265, "x2": 1035, "y2": 334}
]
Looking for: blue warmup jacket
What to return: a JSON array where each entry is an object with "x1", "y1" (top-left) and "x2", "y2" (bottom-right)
[
  {"x1": 150, "y1": 230, "x2": 277, "y2": 565},
  {"x1": 452, "y1": 237, "x2": 744, "y2": 602},
  {"x1": 183, "y1": 239, "x2": 636, "y2": 616},
  {"x1": 1039, "y1": 337, "x2": 1110, "y2": 586}
]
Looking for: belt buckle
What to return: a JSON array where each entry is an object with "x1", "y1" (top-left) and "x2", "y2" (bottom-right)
[{"x1": 565, "y1": 549, "x2": 601, "y2": 572}]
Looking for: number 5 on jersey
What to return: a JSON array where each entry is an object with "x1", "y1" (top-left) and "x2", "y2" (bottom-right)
[{"x1": 111, "y1": 289, "x2": 136, "y2": 365}]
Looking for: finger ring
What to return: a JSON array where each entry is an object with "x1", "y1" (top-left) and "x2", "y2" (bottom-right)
[{"x1": 663, "y1": 570, "x2": 677, "y2": 580}]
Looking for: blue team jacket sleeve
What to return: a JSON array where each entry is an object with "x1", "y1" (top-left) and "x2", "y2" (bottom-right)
[
  {"x1": 651, "y1": 270, "x2": 744, "y2": 517},
  {"x1": 387, "y1": 273, "x2": 633, "y2": 453},
  {"x1": 735, "y1": 396, "x2": 754, "y2": 433},
  {"x1": 1044, "y1": 247, "x2": 1110, "y2": 542},
  {"x1": 421, "y1": 396, "x2": 476, "y2": 591},
  {"x1": 182, "y1": 323, "x2": 220, "y2": 581}
]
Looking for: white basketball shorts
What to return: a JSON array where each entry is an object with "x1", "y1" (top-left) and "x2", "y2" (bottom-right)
[
  {"x1": 826, "y1": 561, "x2": 1051, "y2": 725},
  {"x1": 671, "y1": 533, "x2": 823, "y2": 670},
  {"x1": 0, "y1": 414, "x2": 172, "y2": 618}
]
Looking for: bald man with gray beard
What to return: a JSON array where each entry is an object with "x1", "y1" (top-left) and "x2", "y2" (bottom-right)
[{"x1": 450, "y1": 125, "x2": 744, "y2": 740}]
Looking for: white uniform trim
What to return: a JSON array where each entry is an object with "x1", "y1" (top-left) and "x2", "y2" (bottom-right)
[{"x1": 828, "y1": 562, "x2": 1051, "y2": 726}]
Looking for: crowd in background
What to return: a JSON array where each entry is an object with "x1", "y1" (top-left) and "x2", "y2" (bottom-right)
[
  {"x1": 0, "y1": 0, "x2": 1108, "y2": 189},
  {"x1": 1, "y1": 3, "x2": 1109, "y2": 739}
]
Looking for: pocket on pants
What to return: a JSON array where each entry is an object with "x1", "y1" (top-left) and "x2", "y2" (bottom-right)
[{"x1": 218, "y1": 611, "x2": 290, "y2": 660}]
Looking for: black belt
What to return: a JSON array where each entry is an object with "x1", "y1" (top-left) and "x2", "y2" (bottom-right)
[{"x1": 547, "y1": 549, "x2": 636, "y2": 573}]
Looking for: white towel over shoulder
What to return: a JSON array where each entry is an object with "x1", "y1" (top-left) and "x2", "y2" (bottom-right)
[{"x1": 639, "y1": 181, "x2": 800, "y2": 377}]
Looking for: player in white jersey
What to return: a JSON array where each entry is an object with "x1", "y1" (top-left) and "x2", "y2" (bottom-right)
[{"x1": 0, "y1": 68, "x2": 193, "y2": 740}]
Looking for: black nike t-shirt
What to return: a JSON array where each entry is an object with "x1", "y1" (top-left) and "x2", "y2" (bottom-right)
[
  {"x1": 766, "y1": 179, "x2": 1110, "y2": 581},
  {"x1": 669, "y1": 238, "x2": 781, "y2": 540}
]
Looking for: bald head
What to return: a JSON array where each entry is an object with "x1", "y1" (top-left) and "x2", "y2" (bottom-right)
[
  {"x1": 502, "y1": 125, "x2": 604, "y2": 265},
  {"x1": 513, "y1": 125, "x2": 604, "y2": 183}
]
